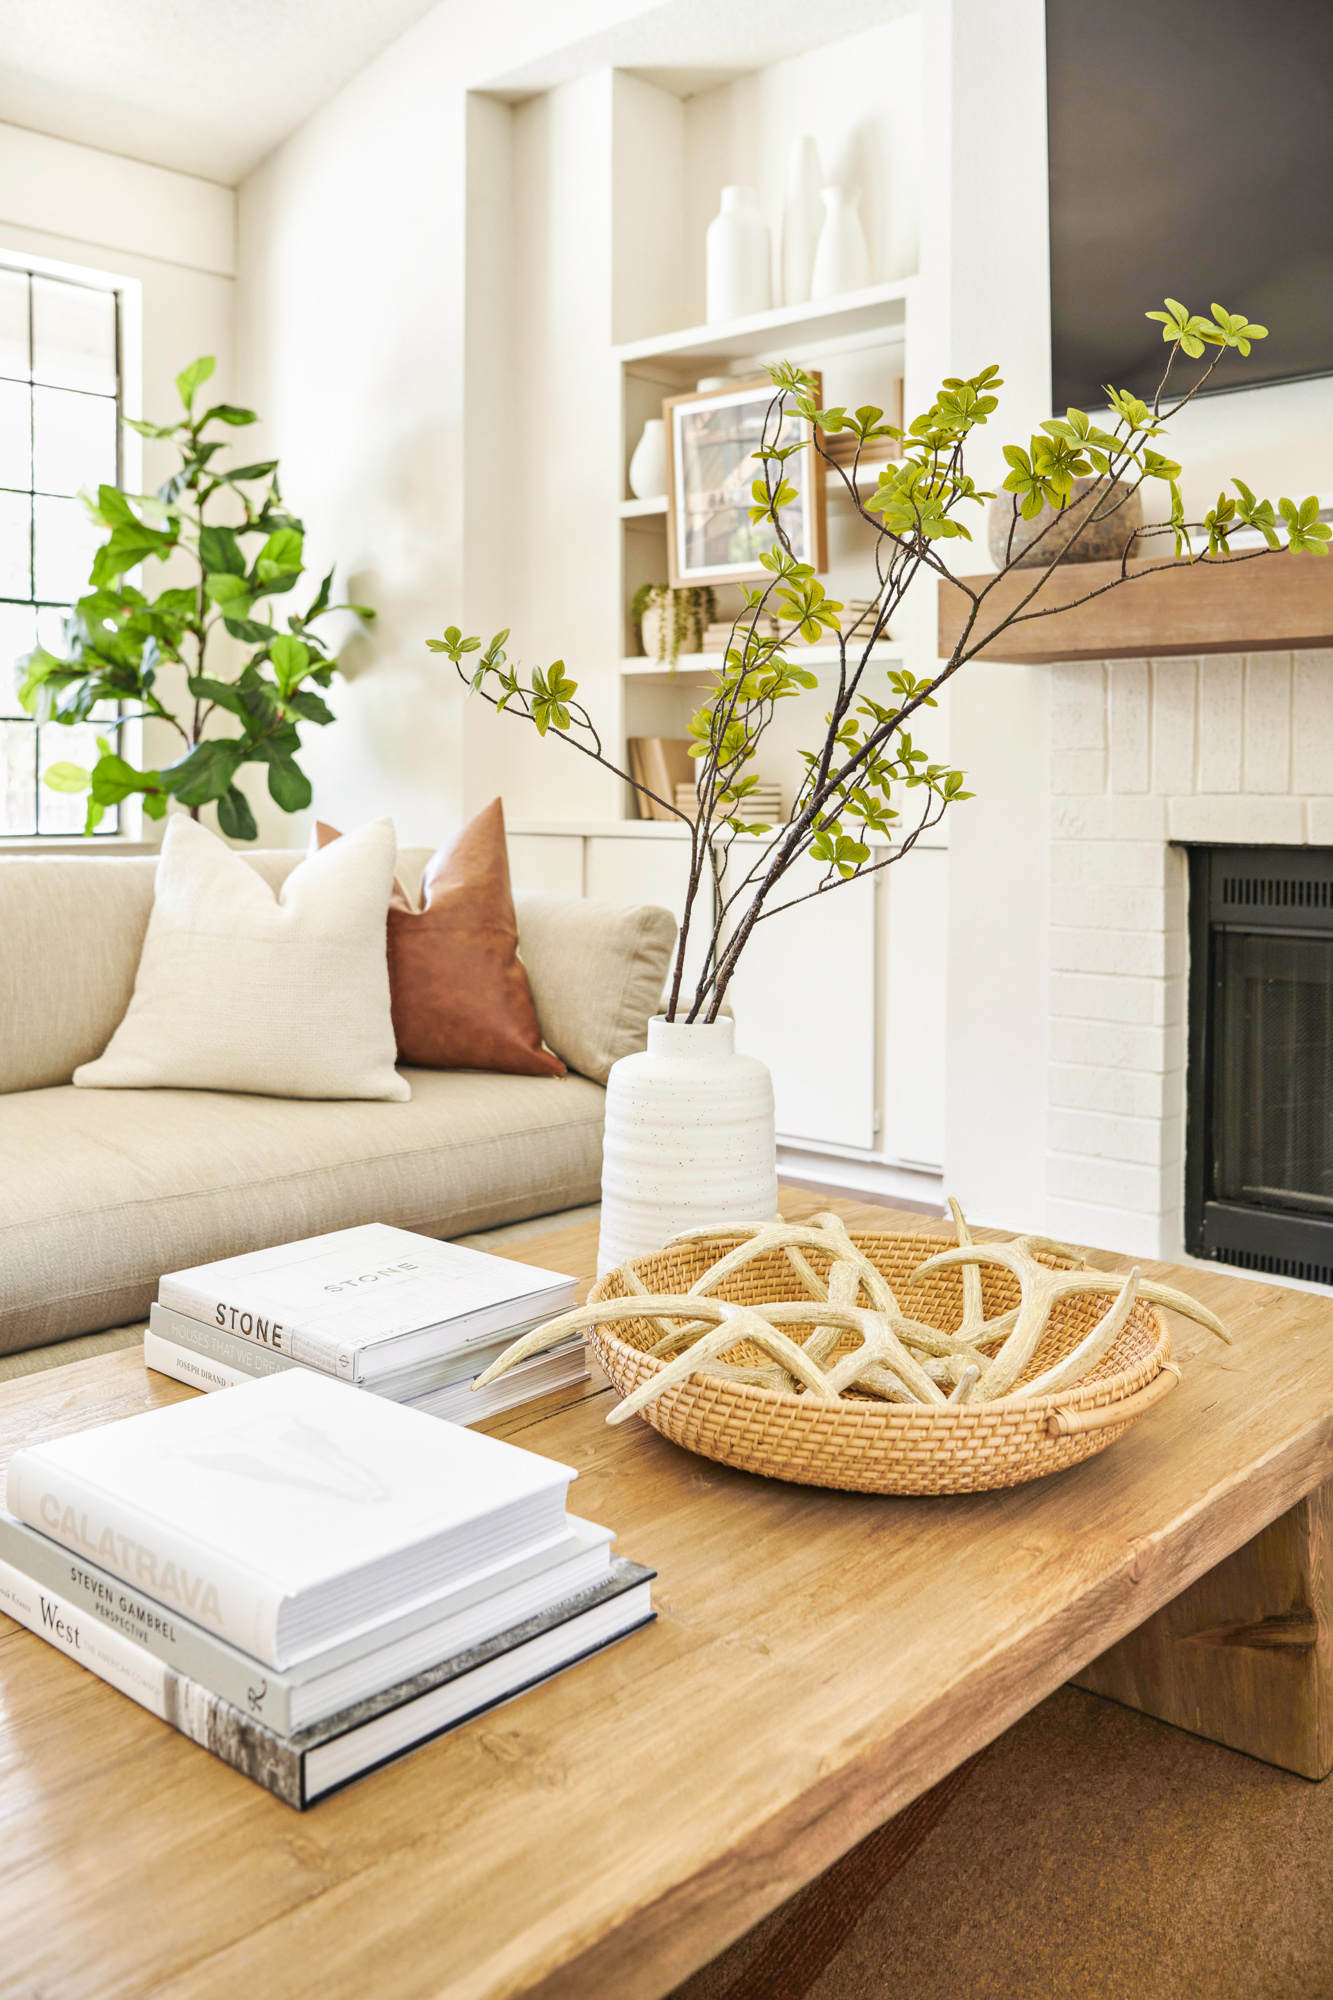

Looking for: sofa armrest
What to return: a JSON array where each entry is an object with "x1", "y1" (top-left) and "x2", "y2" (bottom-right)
[{"x1": 514, "y1": 891, "x2": 676, "y2": 1085}]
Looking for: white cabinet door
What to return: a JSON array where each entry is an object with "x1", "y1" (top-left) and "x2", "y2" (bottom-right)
[
  {"x1": 882, "y1": 845, "x2": 946, "y2": 1168},
  {"x1": 724, "y1": 857, "x2": 878, "y2": 1149},
  {"x1": 508, "y1": 834, "x2": 584, "y2": 897}
]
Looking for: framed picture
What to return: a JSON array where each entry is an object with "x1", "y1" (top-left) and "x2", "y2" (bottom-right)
[{"x1": 664, "y1": 374, "x2": 827, "y2": 589}]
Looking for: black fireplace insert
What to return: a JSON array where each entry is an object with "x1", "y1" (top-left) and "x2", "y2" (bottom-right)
[{"x1": 1186, "y1": 844, "x2": 1333, "y2": 1282}]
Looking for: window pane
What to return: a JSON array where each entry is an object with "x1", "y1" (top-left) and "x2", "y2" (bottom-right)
[
  {"x1": 35, "y1": 603, "x2": 68, "y2": 653},
  {"x1": 33, "y1": 385, "x2": 117, "y2": 497},
  {"x1": 37, "y1": 718, "x2": 103, "y2": 834},
  {"x1": 33, "y1": 493, "x2": 99, "y2": 602},
  {"x1": 0, "y1": 378, "x2": 31, "y2": 490},
  {"x1": 0, "y1": 602, "x2": 37, "y2": 710},
  {"x1": 0, "y1": 270, "x2": 29, "y2": 381},
  {"x1": 31, "y1": 278, "x2": 117, "y2": 395},
  {"x1": 0, "y1": 489, "x2": 31, "y2": 597},
  {"x1": 0, "y1": 719, "x2": 36, "y2": 834}
]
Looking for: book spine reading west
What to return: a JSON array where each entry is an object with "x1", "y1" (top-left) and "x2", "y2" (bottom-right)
[{"x1": 0, "y1": 1555, "x2": 655, "y2": 1809}]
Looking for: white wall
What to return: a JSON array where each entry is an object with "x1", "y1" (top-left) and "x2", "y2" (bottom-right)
[{"x1": 0, "y1": 122, "x2": 245, "y2": 834}]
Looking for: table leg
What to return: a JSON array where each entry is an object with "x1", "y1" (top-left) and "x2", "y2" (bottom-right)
[{"x1": 1072, "y1": 1479, "x2": 1333, "y2": 1779}]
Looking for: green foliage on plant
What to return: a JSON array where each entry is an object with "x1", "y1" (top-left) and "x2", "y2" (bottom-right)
[
  {"x1": 432, "y1": 298, "x2": 1328, "y2": 1021},
  {"x1": 630, "y1": 582, "x2": 717, "y2": 664},
  {"x1": 18, "y1": 355, "x2": 372, "y2": 839}
]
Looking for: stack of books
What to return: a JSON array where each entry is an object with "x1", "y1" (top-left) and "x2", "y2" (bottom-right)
[
  {"x1": 699, "y1": 615, "x2": 779, "y2": 652},
  {"x1": 0, "y1": 1369, "x2": 653, "y2": 1806},
  {"x1": 675, "y1": 782, "x2": 784, "y2": 824},
  {"x1": 144, "y1": 1223, "x2": 587, "y2": 1426},
  {"x1": 626, "y1": 736, "x2": 696, "y2": 821}
]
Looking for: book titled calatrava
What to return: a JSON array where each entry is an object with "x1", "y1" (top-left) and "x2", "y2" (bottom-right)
[
  {"x1": 6, "y1": 1370, "x2": 575, "y2": 1669},
  {"x1": 157, "y1": 1223, "x2": 578, "y2": 1382}
]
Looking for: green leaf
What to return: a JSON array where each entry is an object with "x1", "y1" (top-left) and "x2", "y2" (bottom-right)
[
  {"x1": 215, "y1": 785, "x2": 259, "y2": 841},
  {"x1": 185, "y1": 673, "x2": 248, "y2": 720},
  {"x1": 175, "y1": 355, "x2": 215, "y2": 412},
  {"x1": 269, "y1": 634, "x2": 310, "y2": 695},
  {"x1": 263, "y1": 752, "x2": 312, "y2": 812},
  {"x1": 223, "y1": 616, "x2": 279, "y2": 643},
  {"x1": 222, "y1": 461, "x2": 279, "y2": 483},
  {"x1": 199, "y1": 523, "x2": 246, "y2": 576},
  {"x1": 204, "y1": 571, "x2": 250, "y2": 604},
  {"x1": 161, "y1": 739, "x2": 245, "y2": 806},
  {"x1": 283, "y1": 687, "x2": 335, "y2": 725},
  {"x1": 198, "y1": 402, "x2": 258, "y2": 428},
  {"x1": 42, "y1": 761, "x2": 92, "y2": 794}
]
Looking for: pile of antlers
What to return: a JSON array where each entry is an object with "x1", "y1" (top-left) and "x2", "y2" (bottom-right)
[{"x1": 473, "y1": 1202, "x2": 1230, "y2": 1424}]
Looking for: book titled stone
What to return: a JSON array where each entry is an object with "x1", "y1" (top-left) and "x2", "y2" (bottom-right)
[
  {"x1": 145, "y1": 1301, "x2": 588, "y2": 1416},
  {"x1": 6, "y1": 1370, "x2": 575, "y2": 1669},
  {"x1": 0, "y1": 1510, "x2": 614, "y2": 1735},
  {"x1": 0, "y1": 1552, "x2": 654, "y2": 1809},
  {"x1": 157, "y1": 1222, "x2": 578, "y2": 1382}
]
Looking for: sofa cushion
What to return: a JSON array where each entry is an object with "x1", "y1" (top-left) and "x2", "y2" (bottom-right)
[
  {"x1": 0, "y1": 1068, "x2": 605, "y2": 1356},
  {"x1": 0, "y1": 847, "x2": 673, "y2": 1092}
]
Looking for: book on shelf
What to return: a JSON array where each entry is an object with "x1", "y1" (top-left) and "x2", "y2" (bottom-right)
[
  {"x1": 144, "y1": 1303, "x2": 588, "y2": 1422},
  {"x1": 674, "y1": 783, "x2": 783, "y2": 823},
  {"x1": 157, "y1": 1222, "x2": 577, "y2": 1383},
  {"x1": 6, "y1": 1369, "x2": 577, "y2": 1669},
  {"x1": 0, "y1": 1551, "x2": 653, "y2": 1809},
  {"x1": 626, "y1": 736, "x2": 695, "y2": 821},
  {"x1": 0, "y1": 1508, "x2": 615, "y2": 1735}
]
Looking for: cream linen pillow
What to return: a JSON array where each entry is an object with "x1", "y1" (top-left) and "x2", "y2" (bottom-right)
[{"x1": 74, "y1": 814, "x2": 409, "y2": 1102}]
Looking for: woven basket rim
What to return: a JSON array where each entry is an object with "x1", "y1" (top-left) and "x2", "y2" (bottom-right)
[{"x1": 587, "y1": 1227, "x2": 1170, "y2": 1424}]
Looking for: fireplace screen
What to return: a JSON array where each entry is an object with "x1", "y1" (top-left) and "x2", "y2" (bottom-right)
[{"x1": 1187, "y1": 846, "x2": 1333, "y2": 1281}]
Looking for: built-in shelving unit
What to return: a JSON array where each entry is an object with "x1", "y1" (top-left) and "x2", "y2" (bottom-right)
[{"x1": 612, "y1": 279, "x2": 914, "y2": 369}]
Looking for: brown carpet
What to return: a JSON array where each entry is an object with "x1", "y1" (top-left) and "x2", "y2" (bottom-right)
[{"x1": 668, "y1": 1685, "x2": 1333, "y2": 2000}]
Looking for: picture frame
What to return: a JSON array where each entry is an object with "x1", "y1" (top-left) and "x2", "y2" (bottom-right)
[{"x1": 663, "y1": 373, "x2": 827, "y2": 589}]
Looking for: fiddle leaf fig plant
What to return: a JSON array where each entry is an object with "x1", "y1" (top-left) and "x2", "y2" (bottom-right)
[
  {"x1": 17, "y1": 354, "x2": 373, "y2": 839},
  {"x1": 433, "y1": 297, "x2": 1327, "y2": 1021}
]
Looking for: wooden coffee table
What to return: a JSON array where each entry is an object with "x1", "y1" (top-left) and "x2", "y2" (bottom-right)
[{"x1": 3, "y1": 1189, "x2": 1333, "y2": 2000}]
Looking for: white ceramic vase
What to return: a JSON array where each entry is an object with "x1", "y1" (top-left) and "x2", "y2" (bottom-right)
[
  {"x1": 705, "y1": 185, "x2": 772, "y2": 325},
  {"x1": 597, "y1": 1015, "x2": 778, "y2": 1276},
  {"x1": 810, "y1": 186, "x2": 870, "y2": 299},
  {"x1": 781, "y1": 136, "x2": 824, "y2": 306},
  {"x1": 628, "y1": 418, "x2": 667, "y2": 500}
]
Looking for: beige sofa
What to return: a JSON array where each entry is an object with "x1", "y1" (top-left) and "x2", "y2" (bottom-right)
[{"x1": 0, "y1": 847, "x2": 675, "y2": 1363}]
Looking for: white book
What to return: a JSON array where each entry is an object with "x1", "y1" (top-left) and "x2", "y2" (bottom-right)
[
  {"x1": 143, "y1": 1327, "x2": 589, "y2": 1425},
  {"x1": 6, "y1": 1370, "x2": 575, "y2": 1670},
  {"x1": 158, "y1": 1223, "x2": 578, "y2": 1382}
]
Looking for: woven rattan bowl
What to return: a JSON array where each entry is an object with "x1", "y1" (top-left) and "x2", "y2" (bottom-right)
[{"x1": 586, "y1": 1231, "x2": 1174, "y2": 1495}]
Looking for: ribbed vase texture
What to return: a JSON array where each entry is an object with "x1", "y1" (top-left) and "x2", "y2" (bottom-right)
[{"x1": 597, "y1": 1016, "x2": 778, "y2": 1276}]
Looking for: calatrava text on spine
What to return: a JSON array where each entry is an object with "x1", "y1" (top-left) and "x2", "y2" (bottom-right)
[{"x1": 213, "y1": 1303, "x2": 286, "y2": 1349}]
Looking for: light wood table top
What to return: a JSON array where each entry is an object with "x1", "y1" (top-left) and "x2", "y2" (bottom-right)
[{"x1": 2, "y1": 1189, "x2": 1332, "y2": 2000}]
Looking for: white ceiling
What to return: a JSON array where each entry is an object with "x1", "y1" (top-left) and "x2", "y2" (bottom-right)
[
  {"x1": 0, "y1": 0, "x2": 913, "y2": 188},
  {"x1": 0, "y1": 0, "x2": 448, "y2": 185}
]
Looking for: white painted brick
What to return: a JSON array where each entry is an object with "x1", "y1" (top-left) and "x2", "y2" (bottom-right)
[
  {"x1": 1051, "y1": 701, "x2": 1107, "y2": 750},
  {"x1": 1308, "y1": 799, "x2": 1333, "y2": 845},
  {"x1": 1052, "y1": 796, "x2": 1113, "y2": 840},
  {"x1": 1292, "y1": 650, "x2": 1333, "y2": 796},
  {"x1": 1196, "y1": 653, "x2": 1243, "y2": 793},
  {"x1": 1050, "y1": 880, "x2": 1181, "y2": 933},
  {"x1": 1052, "y1": 840, "x2": 1167, "y2": 888},
  {"x1": 1050, "y1": 1018, "x2": 1177, "y2": 1072},
  {"x1": 1047, "y1": 1152, "x2": 1169, "y2": 1211},
  {"x1": 1243, "y1": 653, "x2": 1292, "y2": 793},
  {"x1": 1109, "y1": 660, "x2": 1149, "y2": 792},
  {"x1": 1049, "y1": 972, "x2": 1172, "y2": 1026},
  {"x1": 1047, "y1": 1107, "x2": 1180, "y2": 1169},
  {"x1": 1041, "y1": 1197, "x2": 1173, "y2": 1261},
  {"x1": 1168, "y1": 795, "x2": 1305, "y2": 844},
  {"x1": 1050, "y1": 927, "x2": 1183, "y2": 978},
  {"x1": 1152, "y1": 657, "x2": 1196, "y2": 795},
  {"x1": 1110, "y1": 796, "x2": 1168, "y2": 840},
  {"x1": 1052, "y1": 748, "x2": 1105, "y2": 795},
  {"x1": 1048, "y1": 1064, "x2": 1167, "y2": 1118},
  {"x1": 1052, "y1": 660, "x2": 1106, "y2": 709}
]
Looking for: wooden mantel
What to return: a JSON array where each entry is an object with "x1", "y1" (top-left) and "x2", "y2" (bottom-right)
[{"x1": 937, "y1": 552, "x2": 1333, "y2": 664}]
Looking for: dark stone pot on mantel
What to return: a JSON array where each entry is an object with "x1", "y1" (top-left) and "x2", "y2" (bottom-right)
[{"x1": 988, "y1": 475, "x2": 1143, "y2": 570}]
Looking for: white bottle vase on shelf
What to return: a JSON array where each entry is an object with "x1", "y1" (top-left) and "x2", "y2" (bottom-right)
[
  {"x1": 810, "y1": 186, "x2": 871, "y2": 299},
  {"x1": 627, "y1": 418, "x2": 667, "y2": 500},
  {"x1": 705, "y1": 186, "x2": 772, "y2": 325},
  {"x1": 597, "y1": 1015, "x2": 778, "y2": 1276},
  {"x1": 781, "y1": 135, "x2": 824, "y2": 306}
]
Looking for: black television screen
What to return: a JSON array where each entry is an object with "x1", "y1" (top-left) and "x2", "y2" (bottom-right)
[{"x1": 1047, "y1": 0, "x2": 1333, "y2": 414}]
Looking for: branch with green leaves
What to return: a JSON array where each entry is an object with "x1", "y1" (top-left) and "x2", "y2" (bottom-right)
[
  {"x1": 18, "y1": 354, "x2": 374, "y2": 838},
  {"x1": 429, "y1": 296, "x2": 1325, "y2": 1020}
]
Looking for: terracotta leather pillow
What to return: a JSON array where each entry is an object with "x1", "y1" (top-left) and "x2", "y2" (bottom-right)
[{"x1": 317, "y1": 801, "x2": 565, "y2": 1077}]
